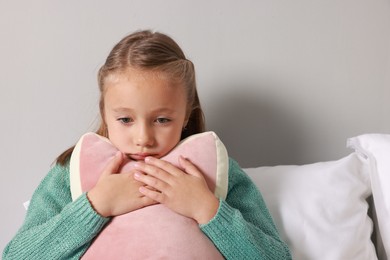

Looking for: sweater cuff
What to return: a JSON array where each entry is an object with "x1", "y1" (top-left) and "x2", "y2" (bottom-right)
[
  {"x1": 199, "y1": 199, "x2": 238, "y2": 236},
  {"x1": 70, "y1": 193, "x2": 110, "y2": 236}
]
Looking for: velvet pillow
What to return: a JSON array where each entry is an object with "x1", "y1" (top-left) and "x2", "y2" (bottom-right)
[{"x1": 69, "y1": 131, "x2": 228, "y2": 259}]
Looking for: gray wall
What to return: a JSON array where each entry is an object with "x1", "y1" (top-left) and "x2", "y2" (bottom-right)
[{"x1": 1, "y1": 0, "x2": 389, "y2": 252}]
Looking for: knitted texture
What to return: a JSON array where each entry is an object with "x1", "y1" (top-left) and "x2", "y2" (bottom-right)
[
  {"x1": 2, "y1": 164, "x2": 110, "y2": 260},
  {"x1": 201, "y1": 159, "x2": 292, "y2": 259},
  {"x1": 3, "y1": 159, "x2": 291, "y2": 260}
]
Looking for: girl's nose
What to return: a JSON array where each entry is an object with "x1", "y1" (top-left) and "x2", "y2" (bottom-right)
[{"x1": 135, "y1": 124, "x2": 154, "y2": 147}]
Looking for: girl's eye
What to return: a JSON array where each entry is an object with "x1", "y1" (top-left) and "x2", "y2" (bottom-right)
[
  {"x1": 156, "y1": 118, "x2": 171, "y2": 124},
  {"x1": 118, "y1": 117, "x2": 133, "y2": 124}
]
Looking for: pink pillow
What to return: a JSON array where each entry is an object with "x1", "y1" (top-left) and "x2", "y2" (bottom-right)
[{"x1": 69, "y1": 131, "x2": 229, "y2": 259}]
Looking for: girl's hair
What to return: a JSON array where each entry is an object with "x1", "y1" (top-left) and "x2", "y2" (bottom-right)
[{"x1": 56, "y1": 30, "x2": 205, "y2": 165}]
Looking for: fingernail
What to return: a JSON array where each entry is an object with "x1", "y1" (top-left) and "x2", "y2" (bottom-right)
[{"x1": 134, "y1": 162, "x2": 141, "y2": 168}]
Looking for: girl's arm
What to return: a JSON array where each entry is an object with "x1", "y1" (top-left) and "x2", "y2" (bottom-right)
[
  {"x1": 200, "y1": 158, "x2": 292, "y2": 260},
  {"x1": 2, "y1": 163, "x2": 109, "y2": 260}
]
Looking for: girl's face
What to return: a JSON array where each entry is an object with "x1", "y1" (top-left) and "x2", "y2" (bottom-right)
[{"x1": 103, "y1": 70, "x2": 188, "y2": 161}]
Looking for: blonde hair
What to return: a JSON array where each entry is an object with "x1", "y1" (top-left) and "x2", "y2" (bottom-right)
[{"x1": 57, "y1": 30, "x2": 205, "y2": 165}]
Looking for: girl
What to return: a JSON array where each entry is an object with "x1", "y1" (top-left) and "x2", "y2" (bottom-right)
[{"x1": 3, "y1": 30, "x2": 291, "y2": 259}]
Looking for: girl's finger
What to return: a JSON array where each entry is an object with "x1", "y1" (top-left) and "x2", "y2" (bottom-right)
[
  {"x1": 102, "y1": 151, "x2": 123, "y2": 176},
  {"x1": 134, "y1": 172, "x2": 169, "y2": 192},
  {"x1": 178, "y1": 156, "x2": 203, "y2": 178},
  {"x1": 137, "y1": 157, "x2": 181, "y2": 178},
  {"x1": 139, "y1": 186, "x2": 165, "y2": 204}
]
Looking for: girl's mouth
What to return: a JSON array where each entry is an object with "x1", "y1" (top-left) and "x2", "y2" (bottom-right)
[{"x1": 127, "y1": 153, "x2": 156, "y2": 161}]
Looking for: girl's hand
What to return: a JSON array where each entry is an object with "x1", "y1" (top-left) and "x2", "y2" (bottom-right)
[
  {"x1": 133, "y1": 156, "x2": 219, "y2": 224},
  {"x1": 87, "y1": 151, "x2": 157, "y2": 218}
]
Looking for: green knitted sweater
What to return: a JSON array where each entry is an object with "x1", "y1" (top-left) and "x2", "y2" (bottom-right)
[{"x1": 3, "y1": 158, "x2": 291, "y2": 259}]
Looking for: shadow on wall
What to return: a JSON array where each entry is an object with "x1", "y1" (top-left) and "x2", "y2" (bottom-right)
[{"x1": 206, "y1": 89, "x2": 305, "y2": 168}]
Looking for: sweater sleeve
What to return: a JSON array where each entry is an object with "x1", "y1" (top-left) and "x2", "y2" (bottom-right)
[
  {"x1": 2, "y1": 163, "x2": 110, "y2": 260},
  {"x1": 200, "y1": 158, "x2": 292, "y2": 260}
]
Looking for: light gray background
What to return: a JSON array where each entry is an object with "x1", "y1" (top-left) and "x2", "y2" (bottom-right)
[{"x1": 1, "y1": 0, "x2": 389, "y2": 252}]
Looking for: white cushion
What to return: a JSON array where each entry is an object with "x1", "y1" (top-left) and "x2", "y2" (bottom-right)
[
  {"x1": 244, "y1": 153, "x2": 377, "y2": 260},
  {"x1": 348, "y1": 134, "x2": 390, "y2": 260}
]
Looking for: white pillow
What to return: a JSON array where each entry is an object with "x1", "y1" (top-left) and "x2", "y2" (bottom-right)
[
  {"x1": 348, "y1": 134, "x2": 390, "y2": 260},
  {"x1": 244, "y1": 153, "x2": 377, "y2": 260}
]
